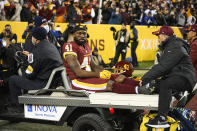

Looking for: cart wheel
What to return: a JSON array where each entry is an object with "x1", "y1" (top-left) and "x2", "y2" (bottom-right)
[{"x1": 72, "y1": 113, "x2": 114, "y2": 131}]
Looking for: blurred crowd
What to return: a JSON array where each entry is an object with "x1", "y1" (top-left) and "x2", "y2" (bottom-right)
[{"x1": 0, "y1": 0, "x2": 196, "y2": 26}]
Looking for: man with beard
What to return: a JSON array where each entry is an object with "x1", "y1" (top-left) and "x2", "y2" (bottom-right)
[
  {"x1": 113, "y1": 22, "x2": 130, "y2": 66},
  {"x1": 62, "y1": 24, "x2": 152, "y2": 94},
  {"x1": 62, "y1": 25, "x2": 110, "y2": 91}
]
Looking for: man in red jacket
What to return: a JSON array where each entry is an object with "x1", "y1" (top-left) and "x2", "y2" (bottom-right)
[
  {"x1": 186, "y1": 24, "x2": 197, "y2": 127},
  {"x1": 187, "y1": 24, "x2": 197, "y2": 77}
]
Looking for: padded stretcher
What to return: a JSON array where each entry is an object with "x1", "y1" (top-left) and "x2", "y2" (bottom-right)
[
  {"x1": 19, "y1": 91, "x2": 163, "y2": 110},
  {"x1": 89, "y1": 93, "x2": 159, "y2": 108}
]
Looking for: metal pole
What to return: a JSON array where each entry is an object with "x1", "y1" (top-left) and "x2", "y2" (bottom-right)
[{"x1": 97, "y1": 0, "x2": 103, "y2": 24}]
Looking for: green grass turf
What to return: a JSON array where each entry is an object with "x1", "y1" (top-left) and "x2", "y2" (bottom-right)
[{"x1": 133, "y1": 61, "x2": 154, "y2": 77}]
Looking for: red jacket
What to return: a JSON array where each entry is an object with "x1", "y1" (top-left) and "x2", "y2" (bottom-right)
[
  {"x1": 82, "y1": 6, "x2": 92, "y2": 22},
  {"x1": 110, "y1": 74, "x2": 140, "y2": 94},
  {"x1": 39, "y1": 8, "x2": 53, "y2": 20},
  {"x1": 190, "y1": 38, "x2": 197, "y2": 77}
]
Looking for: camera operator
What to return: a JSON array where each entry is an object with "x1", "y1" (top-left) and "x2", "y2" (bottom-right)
[
  {"x1": 0, "y1": 39, "x2": 22, "y2": 86},
  {"x1": 113, "y1": 22, "x2": 130, "y2": 66},
  {"x1": 0, "y1": 25, "x2": 22, "y2": 88},
  {"x1": 0, "y1": 24, "x2": 17, "y2": 44},
  {"x1": 0, "y1": 24, "x2": 18, "y2": 73}
]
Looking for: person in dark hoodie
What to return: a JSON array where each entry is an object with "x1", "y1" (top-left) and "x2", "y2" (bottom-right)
[
  {"x1": 23, "y1": 16, "x2": 48, "y2": 52},
  {"x1": 8, "y1": 27, "x2": 63, "y2": 113},
  {"x1": 141, "y1": 26, "x2": 196, "y2": 129},
  {"x1": 66, "y1": 0, "x2": 78, "y2": 23},
  {"x1": 20, "y1": 1, "x2": 33, "y2": 23}
]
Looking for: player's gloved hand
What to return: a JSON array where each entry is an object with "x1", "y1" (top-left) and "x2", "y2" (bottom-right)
[{"x1": 99, "y1": 70, "x2": 111, "y2": 79}]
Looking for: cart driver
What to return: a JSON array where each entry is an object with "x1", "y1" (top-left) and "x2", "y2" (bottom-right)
[
  {"x1": 62, "y1": 24, "x2": 153, "y2": 94},
  {"x1": 7, "y1": 27, "x2": 63, "y2": 113}
]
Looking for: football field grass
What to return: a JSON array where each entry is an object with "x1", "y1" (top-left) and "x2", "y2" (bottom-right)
[{"x1": 133, "y1": 61, "x2": 154, "y2": 77}]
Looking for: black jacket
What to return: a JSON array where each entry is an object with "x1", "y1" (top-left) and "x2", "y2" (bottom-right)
[
  {"x1": 66, "y1": 5, "x2": 78, "y2": 23},
  {"x1": 25, "y1": 40, "x2": 63, "y2": 80},
  {"x1": 142, "y1": 36, "x2": 196, "y2": 91},
  {"x1": 101, "y1": 7, "x2": 112, "y2": 24},
  {"x1": 0, "y1": 43, "x2": 23, "y2": 72},
  {"x1": 23, "y1": 32, "x2": 35, "y2": 52},
  {"x1": 20, "y1": 6, "x2": 33, "y2": 23}
]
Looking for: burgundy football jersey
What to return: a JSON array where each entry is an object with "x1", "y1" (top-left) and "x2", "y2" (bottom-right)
[{"x1": 62, "y1": 42, "x2": 91, "y2": 80}]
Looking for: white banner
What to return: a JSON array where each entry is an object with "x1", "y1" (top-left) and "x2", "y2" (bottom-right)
[{"x1": 24, "y1": 104, "x2": 67, "y2": 121}]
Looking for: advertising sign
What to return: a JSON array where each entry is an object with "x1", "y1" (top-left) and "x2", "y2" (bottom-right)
[
  {"x1": 24, "y1": 104, "x2": 67, "y2": 121},
  {"x1": 0, "y1": 22, "x2": 183, "y2": 62}
]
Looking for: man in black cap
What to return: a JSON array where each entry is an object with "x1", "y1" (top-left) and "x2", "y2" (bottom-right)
[
  {"x1": 23, "y1": 16, "x2": 48, "y2": 52},
  {"x1": 34, "y1": 16, "x2": 48, "y2": 28},
  {"x1": 140, "y1": 26, "x2": 196, "y2": 128},
  {"x1": 8, "y1": 27, "x2": 62, "y2": 113}
]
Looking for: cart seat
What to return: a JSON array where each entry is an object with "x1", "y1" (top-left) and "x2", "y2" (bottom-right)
[
  {"x1": 27, "y1": 66, "x2": 89, "y2": 97},
  {"x1": 28, "y1": 66, "x2": 72, "y2": 94}
]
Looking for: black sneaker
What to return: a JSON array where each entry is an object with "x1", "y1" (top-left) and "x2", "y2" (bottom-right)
[
  {"x1": 138, "y1": 85, "x2": 152, "y2": 94},
  {"x1": 145, "y1": 115, "x2": 170, "y2": 128}
]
